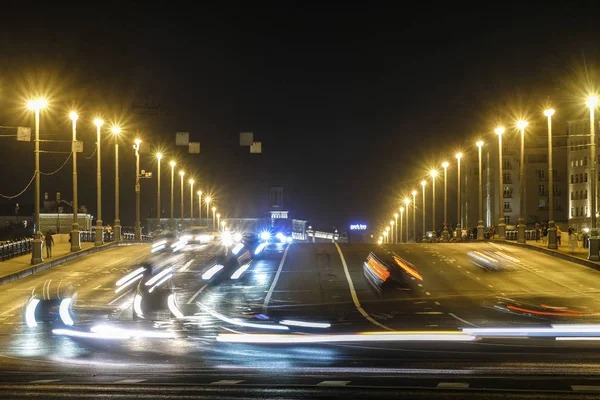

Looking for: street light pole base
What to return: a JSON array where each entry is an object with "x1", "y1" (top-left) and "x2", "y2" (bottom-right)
[
  {"x1": 589, "y1": 235, "x2": 600, "y2": 261},
  {"x1": 422, "y1": 236, "x2": 427, "y2": 243},
  {"x1": 94, "y1": 221, "x2": 103, "y2": 246},
  {"x1": 135, "y1": 223, "x2": 141, "y2": 241},
  {"x1": 70, "y1": 224, "x2": 81, "y2": 252},
  {"x1": 31, "y1": 232, "x2": 43, "y2": 265},
  {"x1": 497, "y1": 222, "x2": 506, "y2": 241},
  {"x1": 477, "y1": 221, "x2": 485, "y2": 241},
  {"x1": 547, "y1": 222, "x2": 557, "y2": 249},
  {"x1": 456, "y1": 224, "x2": 462, "y2": 241},
  {"x1": 442, "y1": 228, "x2": 449, "y2": 242},
  {"x1": 114, "y1": 219, "x2": 121, "y2": 242},
  {"x1": 517, "y1": 218, "x2": 526, "y2": 243}
]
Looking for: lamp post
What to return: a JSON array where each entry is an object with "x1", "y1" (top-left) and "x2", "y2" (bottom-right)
[
  {"x1": 133, "y1": 138, "x2": 142, "y2": 240},
  {"x1": 394, "y1": 213, "x2": 398, "y2": 244},
  {"x1": 155, "y1": 153, "x2": 162, "y2": 232},
  {"x1": 189, "y1": 178, "x2": 195, "y2": 226},
  {"x1": 399, "y1": 206, "x2": 404, "y2": 243},
  {"x1": 169, "y1": 161, "x2": 176, "y2": 231},
  {"x1": 221, "y1": 220, "x2": 226, "y2": 233},
  {"x1": 27, "y1": 99, "x2": 47, "y2": 264},
  {"x1": 476, "y1": 140, "x2": 485, "y2": 241},
  {"x1": 404, "y1": 198, "x2": 410, "y2": 242},
  {"x1": 390, "y1": 220, "x2": 395, "y2": 244},
  {"x1": 495, "y1": 126, "x2": 506, "y2": 240},
  {"x1": 384, "y1": 230, "x2": 389, "y2": 244},
  {"x1": 544, "y1": 109, "x2": 557, "y2": 249},
  {"x1": 421, "y1": 180, "x2": 427, "y2": 242},
  {"x1": 386, "y1": 226, "x2": 390, "y2": 244},
  {"x1": 456, "y1": 153, "x2": 463, "y2": 241},
  {"x1": 442, "y1": 162, "x2": 449, "y2": 241},
  {"x1": 205, "y1": 197, "x2": 212, "y2": 229},
  {"x1": 69, "y1": 112, "x2": 81, "y2": 251},
  {"x1": 179, "y1": 171, "x2": 185, "y2": 228},
  {"x1": 587, "y1": 96, "x2": 599, "y2": 260},
  {"x1": 197, "y1": 191, "x2": 202, "y2": 226},
  {"x1": 212, "y1": 206, "x2": 216, "y2": 231},
  {"x1": 517, "y1": 120, "x2": 528, "y2": 244},
  {"x1": 412, "y1": 190, "x2": 417, "y2": 243},
  {"x1": 217, "y1": 213, "x2": 221, "y2": 233},
  {"x1": 93, "y1": 118, "x2": 104, "y2": 246},
  {"x1": 111, "y1": 126, "x2": 122, "y2": 242},
  {"x1": 431, "y1": 169, "x2": 438, "y2": 242}
]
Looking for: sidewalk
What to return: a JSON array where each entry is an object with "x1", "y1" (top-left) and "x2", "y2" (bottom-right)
[
  {"x1": 1, "y1": 241, "x2": 94, "y2": 274},
  {"x1": 502, "y1": 239, "x2": 600, "y2": 271}
]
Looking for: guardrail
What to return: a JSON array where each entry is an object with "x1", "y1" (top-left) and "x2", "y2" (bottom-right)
[{"x1": 505, "y1": 229, "x2": 540, "y2": 241}]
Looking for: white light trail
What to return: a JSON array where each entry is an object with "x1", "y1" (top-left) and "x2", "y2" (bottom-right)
[
  {"x1": 53, "y1": 328, "x2": 130, "y2": 340},
  {"x1": 231, "y1": 243, "x2": 244, "y2": 255},
  {"x1": 151, "y1": 244, "x2": 166, "y2": 253},
  {"x1": 145, "y1": 267, "x2": 173, "y2": 286},
  {"x1": 199, "y1": 303, "x2": 289, "y2": 331},
  {"x1": 230, "y1": 262, "x2": 251, "y2": 279},
  {"x1": 152, "y1": 240, "x2": 167, "y2": 248},
  {"x1": 202, "y1": 264, "x2": 224, "y2": 280},
  {"x1": 254, "y1": 242, "x2": 267, "y2": 255},
  {"x1": 556, "y1": 337, "x2": 600, "y2": 341},
  {"x1": 59, "y1": 298, "x2": 74, "y2": 326},
  {"x1": 116, "y1": 267, "x2": 145, "y2": 287},
  {"x1": 25, "y1": 299, "x2": 40, "y2": 328},
  {"x1": 133, "y1": 294, "x2": 144, "y2": 319},
  {"x1": 91, "y1": 324, "x2": 175, "y2": 338},
  {"x1": 279, "y1": 320, "x2": 331, "y2": 329},
  {"x1": 217, "y1": 332, "x2": 474, "y2": 344},
  {"x1": 167, "y1": 294, "x2": 184, "y2": 318},
  {"x1": 149, "y1": 273, "x2": 173, "y2": 293},
  {"x1": 115, "y1": 274, "x2": 143, "y2": 293}
]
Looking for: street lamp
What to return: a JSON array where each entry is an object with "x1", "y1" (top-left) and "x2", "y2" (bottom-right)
[
  {"x1": 385, "y1": 226, "x2": 390, "y2": 244},
  {"x1": 412, "y1": 190, "x2": 417, "y2": 243},
  {"x1": 189, "y1": 178, "x2": 195, "y2": 226},
  {"x1": 430, "y1": 170, "x2": 438, "y2": 242},
  {"x1": 93, "y1": 118, "x2": 104, "y2": 246},
  {"x1": 155, "y1": 153, "x2": 163, "y2": 232},
  {"x1": 476, "y1": 140, "x2": 485, "y2": 241},
  {"x1": 399, "y1": 206, "x2": 404, "y2": 243},
  {"x1": 421, "y1": 180, "x2": 427, "y2": 242},
  {"x1": 179, "y1": 171, "x2": 185, "y2": 228},
  {"x1": 133, "y1": 138, "x2": 142, "y2": 240},
  {"x1": 197, "y1": 190, "x2": 202, "y2": 225},
  {"x1": 111, "y1": 126, "x2": 122, "y2": 242},
  {"x1": 587, "y1": 96, "x2": 599, "y2": 260},
  {"x1": 69, "y1": 112, "x2": 81, "y2": 251},
  {"x1": 205, "y1": 196, "x2": 212, "y2": 228},
  {"x1": 390, "y1": 219, "x2": 395, "y2": 244},
  {"x1": 404, "y1": 198, "x2": 410, "y2": 242},
  {"x1": 169, "y1": 161, "x2": 176, "y2": 231},
  {"x1": 495, "y1": 126, "x2": 506, "y2": 240},
  {"x1": 516, "y1": 120, "x2": 528, "y2": 244},
  {"x1": 456, "y1": 152, "x2": 463, "y2": 241},
  {"x1": 27, "y1": 99, "x2": 47, "y2": 264},
  {"x1": 221, "y1": 220, "x2": 226, "y2": 233},
  {"x1": 393, "y1": 213, "x2": 398, "y2": 244},
  {"x1": 217, "y1": 213, "x2": 221, "y2": 233},
  {"x1": 383, "y1": 229, "x2": 389, "y2": 244},
  {"x1": 212, "y1": 206, "x2": 216, "y2": 231},
  {"x1": 544, "y1": 109, "x2": 557, "y2": 249},
  {"x1": 442, "y1": 162, "x2": 449, "y2": 241}
]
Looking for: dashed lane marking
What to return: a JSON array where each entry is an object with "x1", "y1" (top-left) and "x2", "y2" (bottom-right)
[
  {"x1": 334, "y1": 243, "x2": 392, "y2": 331},
  {"x1": 30, "y1": 380, "x2": 61, "y2": 384},
  {"x1": 437, "y1": 382, "x2": 469, "y2": 388},
  {"x1": 263, "y1": 244, "x2": 291, "y2": 312},
  {"x1": 187, "y1": 284, "x2": 208, "y2": 304},
  {"x1": 113, "y1": 379, "x2": 146, "y2": 384},
  {"x1": 448, "y1": 312, "x2": 478, "y2": 327},
  {"x1": 572, "y1": 385, "x2": 600, "y2": 391},
  {"x1": 317, "y1": 381, "x2": 350, "y2": 387},
  {"x1": 108, "y1": 289, "x2": 132, "y2": 305},
  {"x1": 210, "y1": 380, "x2": 244, "y2": 385},
  {"x1": 425, "y1": 292, "x2": 431, "y2": 296}
]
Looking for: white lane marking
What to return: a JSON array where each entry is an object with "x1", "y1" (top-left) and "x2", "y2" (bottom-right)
[
  {"x1": 449, "y1": 312, "x2": 478, "y2": 327},
  {"x1": 187, "y1": 284, "x2": 208, "y2": 304},
  {"x1": 113, "y1": 379, "x2": 146, "y2": 384},
  {"x1": 434, "y1": 301, "x2": 441, "y2": 306},
  {"x1": 317, "y1": 381, "x2": 350, "y2": 386},
  {"x1": 437, "y1": 382, "x2": 469, "y2": 388},
  {"x1": 30, "y1": 379, "x2": 61, "y2": 383},
  {"x1": 210, "y1": 380, "x2": 244, "y2": 385},
  {"x1": 93, "y1": 285, "x2": 102, "y2": 290},
  {"x1": 425, "y1": 292, "x2": 431, "y2": 296},
  {"x1": 108, "y1": 289, "x2": 132, "y2": 305},
  {"x1": 334, "y1": 243, "x2": 392, "y2": 331},
  {"x1": 262, "y1": 244, "x2": 291, "y2": 312},
  {"x1": 572, "y1": 385, "x2": 600, "y2": 391}
]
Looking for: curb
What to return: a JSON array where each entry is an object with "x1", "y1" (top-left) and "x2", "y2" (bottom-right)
[
  {"x1": 501, "y1": 240, "x2": 600, "y2": 272},
  {"x1": 0, "y1": 241, "x2": 150, "y2": 286}
]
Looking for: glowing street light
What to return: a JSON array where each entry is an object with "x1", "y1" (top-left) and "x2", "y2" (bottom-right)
[
  {"x1": 544, "y1": 109, "x2": 557, "y2": 249},
  {"x1": 495, "y1": 126, "x2": 506, "y2": 240},
  {"x1": 69, "y1": 112, "x2": 81, "y2": 251},
  {"x1": 205, "y1": 196, "x2": 212, "y2": 228},
  {"x1": 189, "y1": 178, "x2": 195, "y2": 226},
  {"x1": 91, "y1": 118, "x2": 105, "y2": 245},
  {"x1": 212, "y1": 206, "x2": 216, "y2": 231},
  {"x1": 197, "y1": 190, "x2": 203, "y2": 224},
  {"x1": 111, "y1": 126, "x2": 122, "y2": 241},
  {"x1": 516, "y1": 120, "x2": 528, "y2": 244},
  {"x1": 133, "y1": 138, "x2": 142, "y2": 240},
  {"x1": 404, "y1": 198, "x2": 410, "y2": 243},
  {"x1": 399, "y1": 206, "x2": 404, "y2": 243},
  {"x1": 587, "y1": 96, "x2": 599, "y2": 260},
  {"x1": 476, "y1": 140, "x2": 485, "y2": 241},
  {"x1": 179, "y1": 170, "x2": 185, "y2": 227},
  {"x1": 412, "y1": 190, "x2": 417, "y2": 243},
  {"x1": 169, "y1": 161, "x2": 176, "y2": 231},
  {"x1": 390, "y1": 219, "x2": 395, "y2": 244},
  {"x1": 456, "y1": 152, "x2": 463, "y2": 241},
  {"x1": 430, "y1": 169, "x2": 438, "y2": 242},
  {"x1": 442, "y1": 161, "x2": 449, "y2": 241},
  {"x1": 421, "y1": 180, "x2": 427, "y2": 242},
  {"x1": 217, "y1": 213, "x2": 221, "y2": 233},
  {"x1": 28, "y1": 98, "x2": 47, "y2": 264},
  {"x1": 394, "y1": 213, "x2": 398, "y2": 244},
  {"x1": 155, "y1": 153, "x2": 163, "y2": 232}
]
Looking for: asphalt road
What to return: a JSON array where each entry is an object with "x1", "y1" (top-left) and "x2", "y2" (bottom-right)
[{"x1": 2, "y1": 240, "x2": 600, "y2": 395}]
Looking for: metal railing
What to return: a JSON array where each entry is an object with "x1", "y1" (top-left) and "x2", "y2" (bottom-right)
[
  {"x1": 505, "y1": 230, "x2": 539, "y2": 241},
  {"x1": 0, "y1": 239, "x2": 33, "y2": 261}
]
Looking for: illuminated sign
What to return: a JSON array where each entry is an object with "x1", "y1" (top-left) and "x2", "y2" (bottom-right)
[{"x1": 350, "y1": 224, "x2": 367, "y2": 231}]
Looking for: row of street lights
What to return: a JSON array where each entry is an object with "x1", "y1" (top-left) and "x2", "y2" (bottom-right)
[
  {"x1": 378, "y1": 96, "x2": 600, "y2": 261},
  {"x1": 27, "y1": 99, "x2": 225, "y2": 265}
]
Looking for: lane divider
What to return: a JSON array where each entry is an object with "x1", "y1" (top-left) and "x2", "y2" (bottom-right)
[
  {"x1": 262, "y1": 244, "x2": 291, "y2": 313},
  {"x1": 334, "y1": 243, "x2": 392, "y2": 331}
]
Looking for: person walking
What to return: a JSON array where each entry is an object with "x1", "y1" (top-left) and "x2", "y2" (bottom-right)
[
  {"x1": 568, "y1": 225, "x2": 577, "y2": 254},
  {"x1": 44, "y1": 230, "x2": 54, "y2": 258},
  {"x1": 556, "y1": 225, "x2": 562, "y2": 246}
]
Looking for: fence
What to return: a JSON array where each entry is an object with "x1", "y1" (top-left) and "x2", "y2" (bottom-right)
[{"x1": 505, "y1": 230, "x2": 539, "y2": 241}]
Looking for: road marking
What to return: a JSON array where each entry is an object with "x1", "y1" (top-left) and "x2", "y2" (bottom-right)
[
  {"x1": 108, "y1": 289, "x2": 132, "y2": 305},
  {"x1": 572, "y1": 385, "x2": 600, "y2": 391},
  {"x1": 317, "y1": 381, "x2": 350, "y2": 386},
  {"x1": 210, "y1": 380, "x2": 244, "y2": 385},
  {"x1": 334, "y1": 243, "x2": 392, "y2": 331},
  {"x1": 187, "y1": 284, "x2": 208, "y2": 304},
  {"x1": 416, "y1": 311, "x2": 443, "y2": 315},
  {"x1": 488, "y1": 285, "x2": 493, "y2": 288},
  {"x1": 30, "y1": 379, "x2": 61, "y2": 383},
  {"x1": 263, "y1": 244, "x2": 291, "y2": 312},
  {"x1": 93, "y1": 285, "x2": 102, "y2": 290},
  {"x1": 113, "y1": 379, "x2": 146, "y2": 384},
  {"x1": 449, "y1": 312, "x2": 478, "y2": 327},
  {"x1": 425, "y1": 292, "x2": 431, "y2": 296},
  {"x1": 434, "y1": 301, "x2": 441, "y2": 306},
  {"x1": 437, "y1": 382, "x2": 469, "y2": 388}
]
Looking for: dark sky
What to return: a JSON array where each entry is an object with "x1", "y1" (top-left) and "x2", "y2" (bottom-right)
[{"x1": 1, "y1": 2, "x2": 600, "y2": 231}]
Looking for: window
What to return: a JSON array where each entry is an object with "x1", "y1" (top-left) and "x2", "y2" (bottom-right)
[
  {"x1": 571, "y1": 160, "x2": 574, "y2": 167},
  {"x1": 580, "y1": 173, "x2": 584, "y2": 182},
  {"x1": 581, "y1": 207, "x2": 585, "y2": 217},
  {"x1": 503, "y1": 159, "x2": 511, "y2": 169},
  {"x1": 576, "y1": 174, "x2": 579, "y2": 183},
  {"x1": 504, "y1": 216, "x2": 510, "y2": 224},
  {"x1": 553, "y1": 184, "x2": 559, "y2": 194},
  {"x1": 576, "y1": 207, "x2": 579, "y2": 217},
  {"x1": 528, "y1": 154, "x2": 547, "y2": 163},
  {"x1": 503, "y1": 187, "x2": 512, "y2": 197},
  {"x1": 538, "y1": 199, "x2": 546, "y2": 209},
  {"x1": 571, "y1": 191, "x2": 574, "y2": 200},
  {"x1": 585, "y1": 206, "x2": 589, "y2": 216},
  {"x1": 503, "y1": 172, "x2": 511, "y2": 182},
  {"x1": 537, "y1": 170, "x2": 545, "y2": 180},
  {"x1": 581, "y1": 190, "x2": 584, "y2": 199},
  {"x1": 585, "y1": 189, "x2": 588, "y2": 199},
  {"x1": 504, "y1": 201, "x2": 510, "y2": 211},
  {"x1": 576, "y1": 160, "x2": 579, "y2": 167},
  {"x1": 585, "y1": 173, "x2": 588, "y2": 182},
  {"x1": 572, "y1": 207, "x2": 575, "y2": 217},
  {"x1": 575, "y1": 191, "x2": 579, "y2": 200},
  {"x1": 538, "y1": 184, "x2": 545, "y2": 195},
  {"x1": 571, "y1": 174, "x2": 574, "y2": 183},
  {"x1": 584, "y1": 156, "x2": 588, "y2": 166}
]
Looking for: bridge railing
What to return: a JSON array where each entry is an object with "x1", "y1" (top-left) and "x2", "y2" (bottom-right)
[{"x1": 0, "y1": 239, "x2": 33, "y2": 261}]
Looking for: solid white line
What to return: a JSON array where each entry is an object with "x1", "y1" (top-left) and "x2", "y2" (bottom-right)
[
  {"x1": 334, "y1": 243, "x2": 392, "y2": 331},
  {"x1": 108, "y1": 289, "x2": 132, "y2": 305},
  {"x1": 210, "y1": 380, "x2": 244, "y2": 385},
  {"x1": 113, "y1": 379, "x2": 147, "y2": 384},
  {"x1": 317, "y1": 381, "x2": 350, "y2": 386},
  {"x1": 437, "y1": 382, "x2": 469, "y2": 388},
  {"x1": 572, "y1": 385, "x2": 600, "y2": 391},
  {"x1": 187, "y1": 284, "x2": 208, "y2": 304},
  {"x1": 262, "y1": 244, "x2": 291, "y2": 312},
  {"x1": 448, "y1": 312, "x2": 478, "y2": 327},
  {"x1": 30, "y1": 379, "x2": 61, "y2": 384}
]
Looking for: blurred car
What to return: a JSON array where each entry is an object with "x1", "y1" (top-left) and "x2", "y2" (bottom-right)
[
  {"x1": 151, "y1": 232, "x2": 178, "y2": 254},
  {"x1": 181, "y1": 226, "x2": 214, "y2": 245},
  {"x1": 467, "y1": 250, "x2": 518, "y2": 271}
]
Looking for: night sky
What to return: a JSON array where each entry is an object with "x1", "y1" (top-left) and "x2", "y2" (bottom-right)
[{"x1": 1, "y1": 3, "x2": 600, "y2": 231}]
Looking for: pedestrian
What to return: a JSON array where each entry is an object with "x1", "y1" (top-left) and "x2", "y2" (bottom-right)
[
  {"x1": 490, "y1": 225, "x2": 495, "y2": 241},
  {"x1": 535, "y1": 223, "x2": 540, "y2": 243},
  {"x1": 568, "y1": 225, "x2": 577, "y2": 254},
  {"x1": 556, "y1": 225, "x2": 562, "y2": 246},
  {"x1": 44, "y1": 230, "x2": 54, "y2": 258},
  {"x1": 541, "y1": 225, "x2": 547, "y2": 244}
]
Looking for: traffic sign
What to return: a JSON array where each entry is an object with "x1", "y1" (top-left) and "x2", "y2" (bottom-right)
[
  {"x1": 72, "y1": 141, "x2": 83, "y2": 153},
  {"x1": 17, "y1": 127, "x2": 31, "y2": 142}
]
